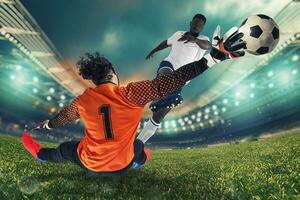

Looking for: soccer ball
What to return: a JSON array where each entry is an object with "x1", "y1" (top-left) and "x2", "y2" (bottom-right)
[{"x1": 238, "y1": 14, "x2": 280, "y2": 55}]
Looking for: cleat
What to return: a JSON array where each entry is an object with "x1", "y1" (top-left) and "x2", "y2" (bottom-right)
[{"x1": 22, "y1": 132, "x2": 42, "y2": 160}]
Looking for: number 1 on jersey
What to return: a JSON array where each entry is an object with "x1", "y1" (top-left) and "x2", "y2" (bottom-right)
[{"x1": 99, "y1": 105, "x2": 114, "y2": 140}]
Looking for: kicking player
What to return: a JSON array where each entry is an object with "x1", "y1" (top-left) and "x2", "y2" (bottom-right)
[
  {"x1": 22, "y1": 26, "x2": 245, "y2": 176},
  {"x1": 138, "y1": 14, "x2": 211, "y2": 143}
]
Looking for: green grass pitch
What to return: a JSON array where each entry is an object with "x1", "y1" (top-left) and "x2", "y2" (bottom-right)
[{"x1": 0, "y1": 132, "x2": 299, "y2": 199}]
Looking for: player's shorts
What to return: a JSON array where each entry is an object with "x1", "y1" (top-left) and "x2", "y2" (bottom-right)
[
  {"x1": 53, "y1": 139, "x2": 147, "y2": 177},
  {"x1": 149, "y1": 60, "x2": 183, "y2": 112}
]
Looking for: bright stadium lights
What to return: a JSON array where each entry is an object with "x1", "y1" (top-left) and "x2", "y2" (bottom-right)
[
  {"x1": 50, "y1": 107, "x2": 57, "y2": 113},
  {"x1": 46, "y1": 96, "x2": 52, "y2": 101},
  {"x1": 15, "y1": 65, "x2": 22, "y2": 71},
  {"x1": 268, "y1": 83, "x2": 274, "y2": 88},
  {"x1": 292, "y1": 55, "x2": 299, "y2": 62},
  {"x1": 204, "y1": 115, "x2": 209, "y2": 119},
  {"x1": 59, "y1": 103, "x2": 64, "y2": 108},
  {"x1": 196, "y1": 117, "x2": 201, "y2": 122},
  {"x1": 267, "y1": 71, "x2": 274, "y2": 77},
  {"x1": 205, "y1": 108, "x2": 210, "y2": 114},
  {"x1": 250, "y1": 83, "x2": 256, "y2": 88},
  {"x1": 164, "y1": 121, "x2": 169, "y2": 128},
  {"x1": 199, "y1": 122, "x2": 204, "y2": 128},
  {"x1": 214, "y1": 111, "x2": 219, "y2": 116},
  {"x1": 235, "y1": 101, "x2": 240, "y2": 106},
  {"x1": 171, "y1": 120, "x2": 177, "y2": 128},
  {"x1": 235, "y1": 92, "x2": 241, "y2": 98},
  {"x1": 212, "y1": 105, "x2": 217, "y2": 110},
  {"x1": 32, "y1": 88, "x2": 38, "y2": 93},
  {"x1": 178, "y1": 118, "x2": 183, "y2": 123},
  {"x1": 4, "y1": 33, "x2": 10, "y2": 39},
  {"x1": 250, "y1": 93, "x2": 255, "y2": 98},
  {"x1": 292, "y1": 69, "x2": 298, "y2": 75},
  {"x1": 10, "y1": 75, "x2": 15, "y2": 80},
  {"x1": 191, "y1": 114, "x2": 196, "y2": 120},
  {"x1": 33, "y1": 77, "x2": 39, "y2": 82},
  {"x1": 49, "y1": 87, "x2": 55, "y2": 94},
  {"x1": 188, "y1": 120, "x2": 192, "y2": 125},
  {"x1": 223, "y1": 99, "x2": 228, "y2": 104},
  {"x1": 222, "y1": 107, "x2": 227, "y2": 112},
  {"x1": 184, "y1": 117, "x2": 189, "y2": 122},
  {"x1": 182, "y1": 127, "x2": 186, "y2": 131},
  {"x1": 0, "y1": 30, "x2": 6, "y2": 35},
  {"x1": 197, "y1": 111, "x2": 202, "y2": 117},
  {"x1": 60, "y1": 95, "x2": 66, "y2": 100},
  {"x1": 209, "y1": 119, "x2": 213, "y2": 124}
]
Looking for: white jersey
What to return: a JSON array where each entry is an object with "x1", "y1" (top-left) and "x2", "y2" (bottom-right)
[{"x1": 164, "y1": 31, "x2": 209, "y2": 70}]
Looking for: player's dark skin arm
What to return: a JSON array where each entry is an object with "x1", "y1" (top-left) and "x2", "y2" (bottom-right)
[{"x1": 145, "y1": 40, "x2": 169, "y2": 60}]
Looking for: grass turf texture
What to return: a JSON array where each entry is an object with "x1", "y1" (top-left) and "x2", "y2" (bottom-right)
[{"x1": 0, "y1": 132, "x2": 299, "y2": 199}]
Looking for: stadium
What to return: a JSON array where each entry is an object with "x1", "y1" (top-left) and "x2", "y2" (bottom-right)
[{"x1": 0, "y1": 0, "x2": 299, "y2": 199}]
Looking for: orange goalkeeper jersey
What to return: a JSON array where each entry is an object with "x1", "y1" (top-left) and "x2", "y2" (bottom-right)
[
  {"x1": 76, "y1": 83, "x2": 144, "y2": 172},
  {"x1": 48, "y1": 59, "x2": 208, "y2": 172}
]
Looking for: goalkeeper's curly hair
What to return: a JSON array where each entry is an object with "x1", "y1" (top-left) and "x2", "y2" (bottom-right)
[{"x1": 76, "y1": 52, "x2": 114, "y2": 84}]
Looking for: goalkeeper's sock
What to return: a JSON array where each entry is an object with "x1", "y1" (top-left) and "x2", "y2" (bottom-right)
[
  {"x1": 22, "y1": 133, "x2": 44, "y2": 161},
  {"x1": 137, "y1": 117, "x2": 159, "y2": 143}
]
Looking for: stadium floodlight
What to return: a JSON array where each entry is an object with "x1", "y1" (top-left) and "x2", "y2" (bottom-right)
[
  {"x1": 15, "y1": 65, "x2": 22, "y2": 71},
  {"x1": 205, "y1": 108, "x2": 210, "y2": 113},
  {"x1": 223, "y1": 99, "x2": 228, "y2": 104},
  {"x1": 292, "y1": 69, "x2": 298, "y2": 75},
  {"x1": 46, "y1": 96, "x2": 52, "y2": 101},
  {"x1": 33, "y1": 77, "x2": 39, "y2": 82},
  {"x1": 250, "y1": 83, "x2": 256, "y2": 88},
  {"x1": 222, "y1": 107, "x2": 227, "y2": 112},
  {"x1": 164, "y1": 121, "x2": 169, "y2": 128},
  {"x1": 267, "y1": 71, "x2": 274, "y2": 77},
  {"x1": 10, "y1": 75, "x2": 16, "y2": 80},
  {"x1": 59, "y1": 103, "x2": 64, "y2": 108},
  {"x1": 50, "y1": 107, "x2": 57, "y2": 113},
  {"x1": 188, "y1": 120, "x2": 192, "y2": 125},
  {"x1": 196, "y1": 117, "x2": 201, "y2": 122},
  {"x1": 214, "y1": 111, "x2": 219, "y2": 116},
  {"x1": 49, "y1": 87, "x2": 55, "y2": 94},
  {"x1": 4, "y1": 33, "x2": 10, "y2": 39},
  {"x1": 212, "y1": 105, "x2": 217, "y2": 110},
  {"x1": 178, "y1": 118, "x2": 183, "y2": 123},
  {"x1": 204, "y1": 115, "x2": 209, "y2": 119},
  {"x1": 33, "y1": 88, "x2": 38, "y2": 93},
  {"x1": 268, "y1": 83, "x2": 274, "y2": 88},
  {"x1": 292, "y1": 55, "x2": 299, "y2": 62},
  {"x1": 184, "y1": 117, "x2": 189, "y2": 122},
  {"x1": 171, "y1": 120, "x2": 177, "y2": 128},
  {"x1": 235, "y1": 101, "x2": 240, "y2": 106},
  {"x1": 60, "y1": 95, "x2": 66, "y2": 100},
  {"x1": 191, "y1": 114, "x2": 196, "y2": 120},
  {"x1": 250, "y1": 93, "x2": 255, "y2": 98},
  {"x1": 197, "y1": 111, "x2": 202, "y2": 117},
  {"x1": 235, "y1": 92, "x2": 241, "y2": 97},
  {"x1": 209, "y1": 119, "x2": 213, "y2": 124},
  {"x1": 199, "y1": 122, "x2": 204, "y2": 127},
  {"x1": 182, "y1": 126, "x2": 186, "y2": 131}
]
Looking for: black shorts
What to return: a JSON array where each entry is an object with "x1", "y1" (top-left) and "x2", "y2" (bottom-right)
[{"x1": 38, "y1": 139, "x2": 146, "y2": 177}]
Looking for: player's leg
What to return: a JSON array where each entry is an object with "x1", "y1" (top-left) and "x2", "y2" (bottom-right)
[
  {"x1": 137, "y1": 61, "x2": 182, "y2": 143},
  {"x1": 37, "y1": 141, "x2": 80, "y2": 163},
  {"x1": 22, "y1": 133, "x2": 79, "y2": 163},
  {"x1": 131, "y1": 139, "x2": 152, "y2": 170}
]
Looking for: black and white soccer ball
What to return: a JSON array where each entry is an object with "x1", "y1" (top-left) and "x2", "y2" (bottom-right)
[{"x1": 238, "y1": 14, "x2": 280, "y2": 55}]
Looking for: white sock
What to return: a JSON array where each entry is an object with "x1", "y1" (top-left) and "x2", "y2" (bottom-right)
[{"x1": 137, "y1": 117, "x2": 159, "y2": 143}]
